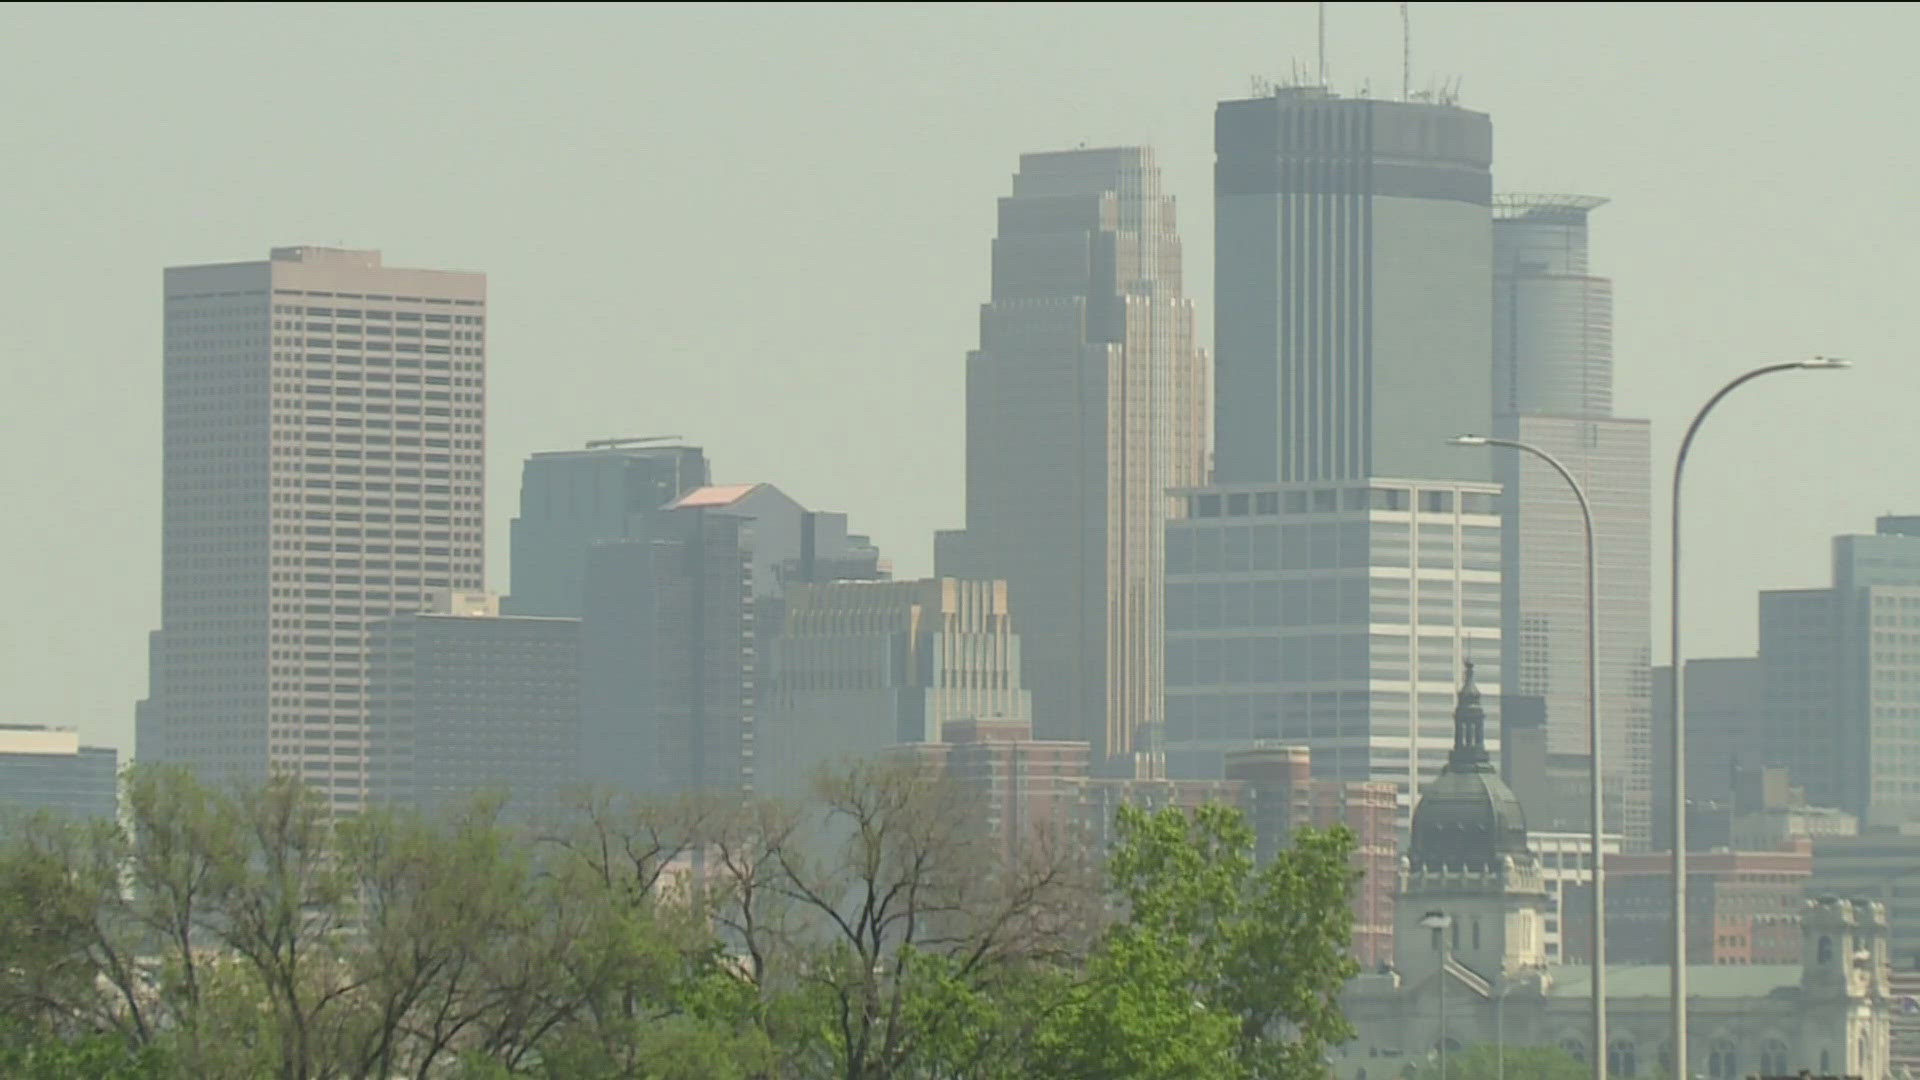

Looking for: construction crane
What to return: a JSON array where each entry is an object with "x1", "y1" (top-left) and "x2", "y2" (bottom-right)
[{"x1": 583, "y1": 435, "x2": 684, "y2": 450}]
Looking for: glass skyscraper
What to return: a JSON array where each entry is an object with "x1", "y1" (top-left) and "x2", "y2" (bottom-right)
[
  {"x1": 1762, "y1": 516, "x2": 1920, "y2": 826},
  {"x1": 938, "y1": 147, "x2": 1207, "y2": 768},
  {"x1": 1491, "y1": 196, "x2": 1654, "y2": 849},
  {"x1": 1212, "y1": 88, "x2": 1493, "y2": 486},
  {"x1": 1164, "y1": 479, "x2": 1502, "y2": 820},
  {"x1": 1175, "y1": 89, "x2": 1502, "y2": 820}
]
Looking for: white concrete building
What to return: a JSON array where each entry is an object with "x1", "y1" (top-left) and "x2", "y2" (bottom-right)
[{"x1": 138, "y1": 247, "x2": 485, "y2": 811}]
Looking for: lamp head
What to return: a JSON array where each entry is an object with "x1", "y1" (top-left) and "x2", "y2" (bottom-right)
[
  {"x1": 1800, "y1": 356, "x2": 1851, "y2": 370},
  {"x1": 1448, "y1": 434, "x2": 1489, "y2": 447}
]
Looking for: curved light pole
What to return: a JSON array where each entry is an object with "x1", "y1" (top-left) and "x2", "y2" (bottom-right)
[
  {"x1": 1451, "y1": 433, "x2": 1603, "y2": 1080},
  {"x1": 1421, "y1": 910, "x2": 1454, "y2": 1079},
  {"x1": 1666, "y1": 356, "x2": 1849, "y2": 1080}
]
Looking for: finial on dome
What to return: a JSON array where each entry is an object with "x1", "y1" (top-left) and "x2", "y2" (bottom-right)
[{"x1": 1451, "y1": 661, "x2": 1489, "y2": 765}]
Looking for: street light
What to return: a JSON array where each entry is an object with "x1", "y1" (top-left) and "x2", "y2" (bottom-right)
[
  {"x1": 1421, "y1": 910, "x2": 1453, "y2": 1080},
  {"x1": 1450, "y1": 433, "x2": 1604, "y2": 1080},
  {"x1": 1667, "y1": 356, "x2": 1849, "y2": 1080}
]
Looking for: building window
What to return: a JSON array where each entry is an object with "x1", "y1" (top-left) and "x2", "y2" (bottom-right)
[
  {"x1": 1370, "y1": 486, "x2": 1408, "y2": 511},
  {"x1": 1707, "y1": 1039, "x2": 1738, "y2": 1080},
  {"x1": 1759, "y1": 1039, "x2": 1789, "y2": 1076},
  {"x1": 1608, "y1": 1040, "x2": 1637, "y2": 1079}
]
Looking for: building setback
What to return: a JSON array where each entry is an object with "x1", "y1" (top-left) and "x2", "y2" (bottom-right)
[
  {"x1": 0, "y1": 725, "x2": 117, "y2": 825},
  {"x1": 1492, "y1": 195, "x2": 1654, "y2": 850},
  {"x1": 138, "y1": 247, "x2": 485, "y2": 811},
  {"x1": 937, "y1": 146, "x2": 1207, "y2": 769},
  {"x1": 365, "y1": 591, "x2": 580, "y2": 822}
]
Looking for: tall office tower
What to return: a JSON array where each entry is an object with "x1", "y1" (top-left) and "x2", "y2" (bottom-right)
[
  {"x1": 759, "y1": 577, "x2": 1033, "y2": 796},
  {"x1": 0, "y1": 725, "x2": 118, "y2": 825},
  {"x1": 1761, "y1": 516, "x2": 1920, "y2": 826},
  {"x1": 1212, "y1": 88, "x2": 1493, "y2": 485},
  {"x1": 580, "y1": 482, "x2": 888, "y2": 796},
  {"x1": 366, "y1": 591, "x2": 580, "y2": 822},
  {"x1": 506, "y1": 440, "x2": 710, "y2": 617},
  {"x1": 1163, "y1": 477, "x2": 1502, "y2": 824},
  {"x1": 1490, "y1": 197, "x2": 1654, "y2": 848},
  {"x1": 1651, "y1": 657, "x2": 1762, "y2": 839},
  {"x1": 936, "y1": 147, "x2": 1207, "y2": 769},
  {"x1": 137, "y1": 248, "x2": 484, "y2": 811}
]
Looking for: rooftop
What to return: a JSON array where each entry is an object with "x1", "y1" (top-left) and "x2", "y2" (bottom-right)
[
  {"x1": 1545, "y1": 964, "x2": 1799, "y2": 999},
  {"x1": 668, "y1": 483, "x2": 764, "y2": 510},
  {"x1": 1493, "y1": 194, "x2": 1609, "y2": 222}
]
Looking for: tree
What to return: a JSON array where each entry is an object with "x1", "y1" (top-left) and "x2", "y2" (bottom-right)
[
  {"x1": 1406, "y1": 1044, "x2": 1587, "y2": 1080},
  {"x1": 0, "y1": 764, "x2": 1367, "y2": 1080},
  {"x1": 1034, "y1": 803, "x2": 1361, "y2": 1080},
  {"x1": 732, "y1": 756, "x2": 1096, "y2": 1080}
]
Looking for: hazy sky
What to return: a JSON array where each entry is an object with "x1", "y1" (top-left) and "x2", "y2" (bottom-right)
[{"x1": 4, "y1": 2, "x2": 1917, "y2": 757}]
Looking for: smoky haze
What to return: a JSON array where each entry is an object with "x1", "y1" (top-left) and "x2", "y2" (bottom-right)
[{"x1": 0, "y1": 1, "x2": 1914, "y2": 762}]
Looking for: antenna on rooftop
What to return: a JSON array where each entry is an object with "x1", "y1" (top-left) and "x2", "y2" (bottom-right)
[
  {"x1": 584, "y1": 435, "x2": 684, "y2": 450},
  {"x1": 1317, "y1": 2, "x2": 1327, "y2": 88},
  {"x1": 1401, "y1": 3, "x2": 1411, "y2": 101}
]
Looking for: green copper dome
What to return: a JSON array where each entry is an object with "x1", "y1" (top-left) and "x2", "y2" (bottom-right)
[{"x1": 1407, "y1": 662, "x2": 1532, "y2": 873}]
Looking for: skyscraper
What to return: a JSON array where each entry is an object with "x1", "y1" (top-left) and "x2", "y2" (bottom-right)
[
  {"x1": 580, "y1": 482, "x2": 888, "y2": 796},
  {"x1": 760, "y1": 577, "x2": 1033, "y2": 796},
  {"x1": 1491, "y1": 196, "x2": 1654, "y2": 848},
  {"x1": 138, "y1": 247, "x2": 485, "y2": 811},
  {"x1": 1212, "y1": 88, "x2": 1493, "y2": 485},
  {"x1": 366, "y1": 591, "x2": 580, "y2": 821},
  {"x1": 1176, "y1": 89, "x2": 1500, "y2": 815},
  {"x1": 937, "y1": 147, "x2": 1207, "y2": 768},
  {"x1": 1760, "y1": 515, "x2": 1920, "y2": 826},
  {"x1": 1163, "y1": 477, "x2": 1503, "y2": 821},
  {"x1": 506, "y1": 441, "x2": 710, "y2": 617}
]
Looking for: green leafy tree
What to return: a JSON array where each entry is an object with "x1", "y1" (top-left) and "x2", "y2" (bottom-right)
[
  {"x1": 1406, "y1": 1044, "x2": 1588, "y2": 1080},
  {"x1": 0, "y1": 1021, "x2": 172, "y2": 1080},
  {"x1": 1036, "y1": 803, "x2": 1360, "y2": 1080}
]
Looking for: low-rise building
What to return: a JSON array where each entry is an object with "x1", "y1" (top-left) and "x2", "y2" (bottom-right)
[
  {"x1": 1591, "y1": 842, "x2": 1812, "y2": 965},
  {"x1": 0, "y1": 725, "x2": 116, "y2": 824},
  {"x1": 366, "y1": 591, "x2": 581, "y2": 821}
]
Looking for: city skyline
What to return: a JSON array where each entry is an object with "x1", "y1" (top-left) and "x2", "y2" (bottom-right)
[{"x1": 4, "y1": 5, "x2": 1913, "y2": 764}]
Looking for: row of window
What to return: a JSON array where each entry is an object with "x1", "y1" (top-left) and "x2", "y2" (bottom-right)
[{"x1": 1187, "y1": 486, "x2": 1500, "y2": 519}]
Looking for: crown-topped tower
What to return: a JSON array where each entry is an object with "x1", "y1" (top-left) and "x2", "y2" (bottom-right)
[{"x1": 1395, "y1": 663, "x2": 1549, "y2": 985}]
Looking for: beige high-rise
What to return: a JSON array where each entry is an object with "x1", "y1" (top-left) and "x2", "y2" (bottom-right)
[
  {"x1": 937, "y1": 148, "x2": 1207, "y2": 769},
  {"x1": 138, "y1": 247, "x2": 485, "y2": 811}
]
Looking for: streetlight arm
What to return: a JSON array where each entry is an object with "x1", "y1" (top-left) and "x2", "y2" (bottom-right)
[
  {"x1": 1667, "y1": 357, "x2": 1848, "y2": 1080},
  {"x1": 1452, "y1": 434, "x2": 1603, "y2": 1080}
]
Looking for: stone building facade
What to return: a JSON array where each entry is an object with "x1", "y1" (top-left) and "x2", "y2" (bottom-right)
[{"x1": 1340, "y1": 667, "x2": 1892, "y2": 1080}]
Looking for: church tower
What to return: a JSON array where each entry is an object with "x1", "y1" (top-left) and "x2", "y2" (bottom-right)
[{"x1": 1395, "y1": 663, "x2": 1550, "y2": 989}]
